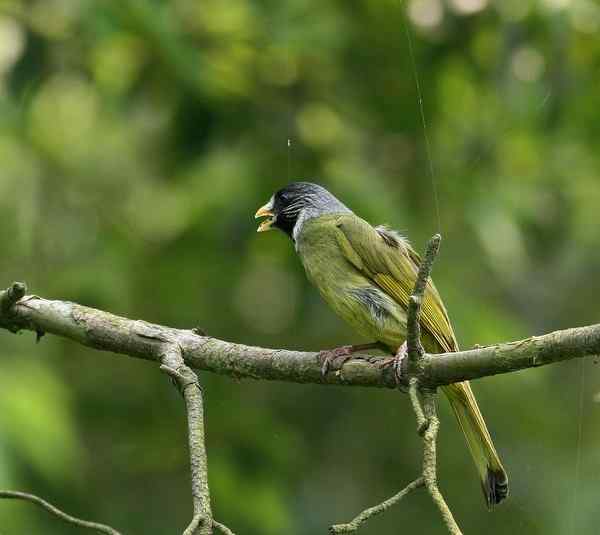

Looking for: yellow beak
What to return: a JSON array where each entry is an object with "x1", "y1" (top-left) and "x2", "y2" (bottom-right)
[{"x1": 255, "y1": 203, "x2": 275, "y2": 232}]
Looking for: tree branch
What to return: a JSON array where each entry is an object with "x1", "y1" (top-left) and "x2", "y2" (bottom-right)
[
  {"x1": 329, "y1": 478, "x2": 424, "y2": 533},
  {"x1": 160, "y1": 345, "x2": 213, "y2": 535},
  {"x1": 418, "y1": 390, "x2": 462, "y2": 534},
  {"x1": 160, "y1": 349, "x2": 235, "y2": 535},
  {"x1": 0, "y1": 490, "x2": 122, "y2": 535},
  {"x1": 212, "y1": 519, "x2": 237, "y2": 535},
  {"x1": 0, "y1": 283, "x2": 597, "y2": 391},
  {"x1": 420, "y1": 325, "x2": 600, "y2": 384},
  {"x1": 182, "y1": 514, "x2": 204, "y2": 535},
  {"x1": 407, "y1": 233, "x2": 441, "y2": 362}
]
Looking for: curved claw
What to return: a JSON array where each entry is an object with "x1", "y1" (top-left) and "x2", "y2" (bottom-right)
[
  {"x1": 318, "y1": 342, "x2": 384, "y2": 378},
  {"x1": 318, "y1": 346, "x2": 354, "y2": 377}
]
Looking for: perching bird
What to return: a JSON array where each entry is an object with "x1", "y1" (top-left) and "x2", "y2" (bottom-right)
[{"x1": 255, "y1": 181, "x2": 508, "y2": 508}]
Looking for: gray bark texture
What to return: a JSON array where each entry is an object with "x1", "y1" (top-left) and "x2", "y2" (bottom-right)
[{"x1": 1, "y1": 282, "x2": 597, "y2": 389}]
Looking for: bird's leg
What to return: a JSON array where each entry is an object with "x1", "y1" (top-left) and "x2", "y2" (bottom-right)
[{"x1": 319, "y1": 342, "x2": 383, "y2": 377}]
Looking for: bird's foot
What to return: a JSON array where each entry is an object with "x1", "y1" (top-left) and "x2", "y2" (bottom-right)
[
  {"x1": 319, "y1": 346, "x2": 354, "y2": 377},
  {"x1": 319, "y1": 342, "x2": 382, "y2": 377},
  {"x1": 394, "y1": 341, "x2": 408, "y2": 383},
  {"x1": 376, "y1": 341, "x2": 407, "y2": 385}
]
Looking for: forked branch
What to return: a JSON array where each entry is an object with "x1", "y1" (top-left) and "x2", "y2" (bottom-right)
[
  {"x1": 159, "y1": 344, "x2": 234, "y2": 535},
  {"x1": 160, "y1": 345, "x2": 214, "y2": 535},
  {"x1": 0, "y1": 490, "x2": 122, "y2": 535},
  {"x1": 329, "y1": 478, "x2": 424, "y2": 533}
]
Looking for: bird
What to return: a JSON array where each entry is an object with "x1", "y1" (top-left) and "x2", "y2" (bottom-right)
[{"x1": 255, "y1": 181, "x2": 508, "y2": 508}]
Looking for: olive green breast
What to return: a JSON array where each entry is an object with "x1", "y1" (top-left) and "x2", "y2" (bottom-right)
[{"x1": 295, "y1": 214, "x2": 408, "y2": 348}]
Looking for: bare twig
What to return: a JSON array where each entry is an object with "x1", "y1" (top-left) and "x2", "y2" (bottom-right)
[
  {"x1": 332, "y1": 383, "x2": 462, "y2": 534},
  {"x1": 183, "y1": 514, "x2": 204, "y2": 535},
  {"x1": 0, "y1": 490, "x2": 122, "y2": 535},
  {"x1": 161, "y1": 348, "x2": 213, "y2": 535},
  {"x1": 212, "y1": 519, "x2": 237, "y2": 535},
  {"x1": 408, "y1": 377, "x2": 427, "y2": 434},
  {"x1": 419, "y1": 391, "x2": 462, "y2": 534},
  {"x1": 329, "y1": 478, "x2": 424, "y2": 533},
  {"x1": 406, "y1": 234, "x2": 441, "y2": 363}
]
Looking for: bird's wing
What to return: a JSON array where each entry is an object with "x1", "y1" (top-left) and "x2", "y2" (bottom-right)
[{"x1": 333, "y1": 214, "x2": 458, "y2": 353}]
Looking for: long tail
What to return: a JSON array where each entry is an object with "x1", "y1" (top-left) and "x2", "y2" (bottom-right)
[{"x1": 442, "y1": 381, "x2": 508, "y2": 508}]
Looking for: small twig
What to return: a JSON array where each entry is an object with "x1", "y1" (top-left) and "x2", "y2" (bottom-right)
[
  {"x1": 329, "y1": 478, "x2": 424, "y2": 533},
  {"x1": 183, "y1": 513, "x2": 204, "y2": 535},
  {"x1": 408, "y1": 377, "x2": 427, "y2": 435},
  {"x1": 419, "y1": 391, "x2": 462, "y2": 535},
  {"x1": 0, "y1": 490, "x2": 122, "y2": 535},
  {"x1": 212, "y1": 519, "x2": 237, "y2": 535},
  {"x1": 406, "y1": 234, "x2": 441, "y2": 363}
]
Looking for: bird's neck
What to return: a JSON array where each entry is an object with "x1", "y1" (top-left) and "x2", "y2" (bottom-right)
[{"x1": 292, "y1": 201, "x2": 352, "y2": 243}]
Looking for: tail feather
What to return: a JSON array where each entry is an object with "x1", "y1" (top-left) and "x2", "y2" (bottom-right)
[
  {"x1": 485, "y1": 466, "x2": 509, "y2": 508},
  {"x1": 443, "y1": 381, "x2": 508, "y2": 509}
]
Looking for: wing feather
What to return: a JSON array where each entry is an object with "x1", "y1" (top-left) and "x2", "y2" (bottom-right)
[{"x1": 334, "y1": 214, "x2": 457, "y2": 353}]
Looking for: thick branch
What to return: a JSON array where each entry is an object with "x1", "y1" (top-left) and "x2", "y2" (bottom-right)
[
  {"x1": 1, "y1": 283, "x2": 599, "y2": 391},
  {"x1": 0, "y1": 490, "x2": 122, "y2": 535},
  {"x1": 420, "y1": 326, "x2": 600, "y2": 384}
]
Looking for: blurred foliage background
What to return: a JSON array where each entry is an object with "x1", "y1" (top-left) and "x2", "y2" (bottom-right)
[{"x1": 0, "y1": 0, "x2": 599, "y2": 533}]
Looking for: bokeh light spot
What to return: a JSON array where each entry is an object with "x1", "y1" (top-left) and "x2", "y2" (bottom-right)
[
  {"x1": 408, "y1": 0, "x2": 444, "y2": 30},
  {"x1": 511, "y1": 46, "x2": 545, "y2": 83}
]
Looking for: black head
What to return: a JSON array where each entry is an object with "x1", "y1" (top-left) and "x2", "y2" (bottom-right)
[{"x1": 255, "y1": 182, "x2": 350, "y2": 239}]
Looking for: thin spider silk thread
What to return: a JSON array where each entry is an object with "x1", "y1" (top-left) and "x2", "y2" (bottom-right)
[
  {"x1": 400, "y1": 3, "x2": 442, "y2": 234},
  {"x1": 283, "y1": 3, "x2": 293, "y2": 183},
  {"x1": 287, "y1": 138, "x2": 292, "y2": 182},
  {"x1": 570, "y1": 357, "x2": 586, "y2": 532},
  {"x1": 400, "y1": 5, "x2": 586, "y2": 530}
]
